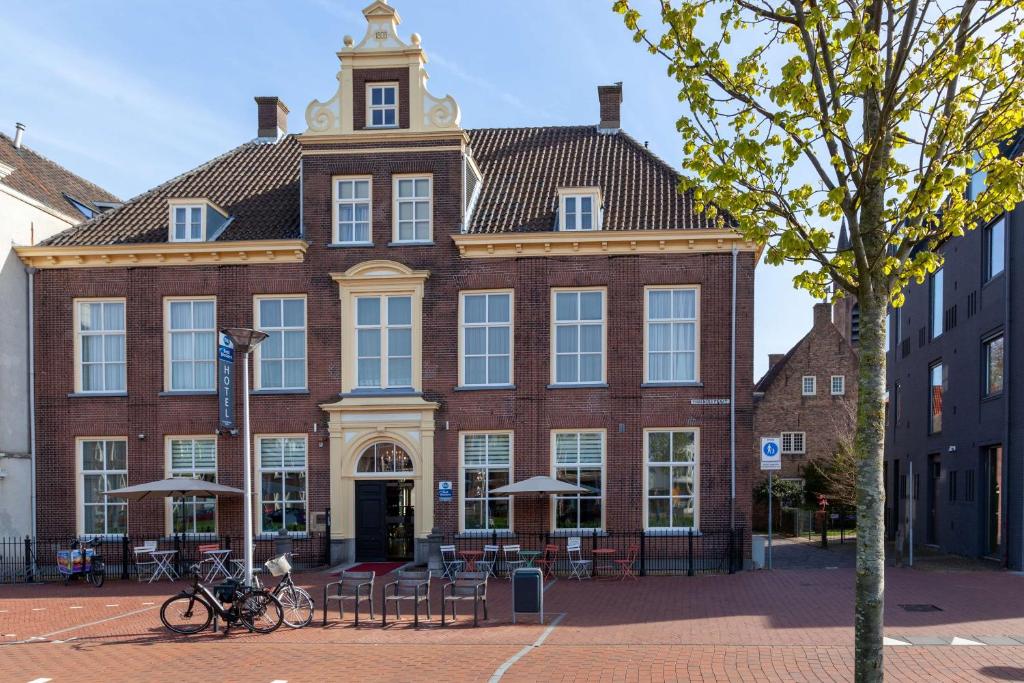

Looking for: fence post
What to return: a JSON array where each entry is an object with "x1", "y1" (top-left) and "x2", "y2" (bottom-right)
[
  {"x1": 687, "y1": 529, "x2": 695, "y2": 576},
  {"x1": 24, "y1": 536, "x2": 33, "y2": 583},
  {"x1": 639, "y1": 529, "x2": 646, "y2": 577},
  {"x1": 728, "y1": 528, "x2": 736, "y2": 574},
  {"x1": 174, "y1": 534, "x2": 182, "y2": 576},
  {"x1": 324, "y1": 507, "x2": 331, "y2": 565},
  {"x1": 121, "y1": 536, "x2": 130, "y2": 580}
]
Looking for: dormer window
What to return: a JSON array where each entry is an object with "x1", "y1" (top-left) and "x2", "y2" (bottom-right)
[
  {"x1": 173, "y1": 205, "x2": 204, "y2": 242},
  {"x1": 557, "y1": 188, "x2": 602, "y2": 231},
  {"x1": 368, "y1": 83, "x2": 398, "y2": 128},
  {"x1": 168, "y1": 199, "x2": 229, "y2": 243}
]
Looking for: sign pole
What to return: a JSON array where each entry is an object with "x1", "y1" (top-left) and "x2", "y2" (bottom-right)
[
  {"x1": 242, "y1": 349, "x2": 254, "y2": 587},
  {"x1": 767, "y1": 472, "x2": 773, "y2": 570},
  {"x1": 908, "y1": 459, "x2": 914, "y2": 568}
]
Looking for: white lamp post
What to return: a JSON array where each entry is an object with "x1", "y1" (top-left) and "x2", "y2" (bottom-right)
[{"x1": 221, "y1": 327, "x2": 268, "y2": 587}]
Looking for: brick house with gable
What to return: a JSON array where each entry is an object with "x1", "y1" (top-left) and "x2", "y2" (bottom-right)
[
  {"x1": 753, "y1": 303, "x2": 859, "y2": 500},
  {"x1": 19, "y1": 1, "x2": 756, "y2": 565}
]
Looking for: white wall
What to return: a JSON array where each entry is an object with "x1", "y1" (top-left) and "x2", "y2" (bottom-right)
[{"x1": 0, "y1": 188, "x2": 77, "y2": 537}]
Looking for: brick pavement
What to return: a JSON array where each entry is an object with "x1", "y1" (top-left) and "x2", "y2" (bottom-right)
[{"x1": 2, "y1": 567, "x2": 1024, "y2": 682}]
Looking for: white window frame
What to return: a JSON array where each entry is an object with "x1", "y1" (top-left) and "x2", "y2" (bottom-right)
[
  {"x1": 366, "y1": 83, "x2": 399, "y2": 128},
  {"x1": 392, "y1": 174, "x2": 432, "y2": 243},
  {"x1": 459, "y1": 432, "x2": 513, "y2": 533},
  {"x1": 256, "y1": 434, "x2": 309, "y2": 536},
  {"x1": 830, "y1": 375, "x2": 845, "y2": 395},
  {"x1": 164, "y1": 296, "x2": 217, "y2": 392},
  {"x1": 458, "y1": 290, "x2": 514, "y2": 388},
  {"x1": 644, "y1": 285, "x2": 700, "y2": 384},
  {"x1": 74, "y1": 298, "x2": 126, "y2": 395},
  {"x1": 166, "y1": 436, "x2": 218, "y2": 536},
  {"x1": 332, "y1": 176, "x2": 372, "y2": 245},
  {"x1": 550, "y1": 288, "x2": 607, "y2": 386},
  {"x1": 354, "y1": 294, "x2": 413, "y2": 389},
  {"x1": 254, "y1": 295, "x2": 307, "y2": 391},
  {"x1": 557, "y1": 187, "x2": 602, "y2": 231},
  {"x1": 781, "y1": 432, "x2": 806, "y2": 455},
  {"x1": 77, "y1": 438, "x2": 128, "y2": 537},
  {"x1": 802, "y1": 376, "x2": 817, "y2": 396},
  {"x1": 168, "y1": 201, "x2": 206, "y2": 242},
  {"x1": 551, "y1": 430, "x2": 606, "y2": 531},
  {"x1": 643, "y1": 428, "x2": 699, "y2": 531}
]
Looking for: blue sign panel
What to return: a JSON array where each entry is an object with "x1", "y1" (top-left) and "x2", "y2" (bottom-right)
[
  {"x1": 438, "y1": 481, "x2": 453, "y2": 501},
  {"x1": 218, "y1": 333, "x2": 234, "y2": 429}
]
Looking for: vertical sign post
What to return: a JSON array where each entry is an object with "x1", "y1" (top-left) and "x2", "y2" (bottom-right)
[
  {"x1": 760, "y1": 437, "x2": 782, "y2": 569},
  {"x1": 218, "y1": 333, "x2": 235, "y2": 429}
]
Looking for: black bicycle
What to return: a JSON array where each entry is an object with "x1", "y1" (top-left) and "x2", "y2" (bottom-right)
[
  {"x1": 58, "y1": 538, "x2": 105, "y2": 588},
  {"x1": 160, "y1": 564, "x2": 283, "y2": 635},
  {"x1": 254, "y1": 553, "x2": 314, "y2": 628}
]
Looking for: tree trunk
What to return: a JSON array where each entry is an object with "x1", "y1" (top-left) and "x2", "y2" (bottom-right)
[{"x1": 854, "y1": 287, "x2": 887, "y2": 681}]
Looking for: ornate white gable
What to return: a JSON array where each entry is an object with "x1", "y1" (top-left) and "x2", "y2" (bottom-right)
[{"x1": 304, "y1": 0, "x2": 461, "y2": 136}]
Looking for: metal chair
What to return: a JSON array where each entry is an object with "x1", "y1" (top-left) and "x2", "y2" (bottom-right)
[
  {"x1": 439, "y1": 544, "x2": 465, "y2": 580},
  {"x1": 614, "y1": 544, "x2": 641, "y2": 580},
  {"x1": 535, "y1": 544, "x2": 561, "y2": 578},
  {"x1": 133, "y1": 541, "x2": 158, "y2": 582},
  {"x1": 501, "y1": 544, "x2": 526, "y2": 578},
  {"x1": 382, "y1": 569, "x2": 431, "y2": 627},
  {"x1": 441, "y1": 571, "x2": 489, "y2": 627},
  {"x1": 323, "y1": 570, "x2": 375, "y2": 626},
  {"x1": 567, "y1": 537, "x2": 592, "y2": 581},
  {"x1": 474, "y1": 544, "x2": 499, "y2": 577}
]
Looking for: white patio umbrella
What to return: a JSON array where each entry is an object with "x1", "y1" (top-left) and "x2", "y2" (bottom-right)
[
  {"x1": 104, "y1": 477, "x2": 244, "y2": 502},
  {"x1": 489, "y1": 475, "x2": 591, "y2": 495}
]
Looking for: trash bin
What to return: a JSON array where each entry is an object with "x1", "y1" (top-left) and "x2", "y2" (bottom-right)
[
  {"x1": 275, "y1": 528, "x2": 293, "y2": 558},
  {"x1": 751, "y1": 535, "x2": 767, "y2": 569},
  {"x1": 512, "y1": 567, "x2": 544, "y2": 624}
]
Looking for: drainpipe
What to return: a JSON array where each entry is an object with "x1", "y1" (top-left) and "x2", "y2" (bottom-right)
[
  {"x1": 27, "y1": 265, "x2": 37, "y2": 539},
  {"x1": 730, "y1": 245, "x2": 738, "y2": 531},
  {"x1": 1007, "y1": 211, "x2": 1015, "y2": 570}
]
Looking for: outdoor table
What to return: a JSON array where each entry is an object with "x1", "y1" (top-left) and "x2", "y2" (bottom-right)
[
  {"x1": 202, "y1": 549, "x2": 233, "y2": 582},
  {"x1": 519, "y1": 550, "x2": 542, "y2": 567},
  {"x1": 148, "y1": 550, "x2": 179, "y2": 583},
  {"x1": 459, "y1": 550, "x2": 483, "y2": 571},
  {"x1": 592, "y1": 548, "x2": 618, "y2": 578}
]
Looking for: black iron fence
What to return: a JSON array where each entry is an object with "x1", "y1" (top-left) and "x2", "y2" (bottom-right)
[
  {"x1": 0, "y1": 533, "x2": 330, "y2": 584},
  {"x1": 439, "y1": 528, "x2": 745, "y2": 577}
]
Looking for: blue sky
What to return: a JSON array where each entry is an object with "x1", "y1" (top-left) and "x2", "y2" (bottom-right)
[{"x1": 0, "y1": 0, "x2": 818, "y2": 378}]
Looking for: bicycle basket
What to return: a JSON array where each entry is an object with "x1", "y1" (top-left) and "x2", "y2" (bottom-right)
[
  {"x1": 264, "y1": 554, "x2": 291, "y2": 577},
  {"x1": 214, "y1": 579, "x2": 241, "y2": 603}
]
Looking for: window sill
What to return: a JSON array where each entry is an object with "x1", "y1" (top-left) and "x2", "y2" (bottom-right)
[
  {"x1": 252, "y1": 389, "x2": 310, "y2": 396},
  {"x1": 388, "y1": 240, "x2": 435, "y2": 247},
  {"x1": 981, "y1": 392, "x2": 1003, "y2": 403},
  {"x1": 640, "y1": 382, "x2": 702, "y2": 388},
  {"x1": 161, "y1": 533, "x2": 219, "y2": 542},
  {"x1": 159, "y1": 391, "x2": 216, "y2": 397},
  {"x1": 327, "y1": 242, "x2": 374, "y2": 248},
  {"x1": 547, "y1": 383, "x2": 608, "y2": 390},
  {"x1": 341, "y1": 388, "x2": 421, "y2": 398},
  {"x1": 549, "y1": 529, "x2": 607, "y2": 538},
  {"x1": 454, "y1": 384, "x2": 516, "y2": 392},
  {"x1": 457, "y1": 530, "x2": 515, "y2": 538},
  {"x1": 256, "y1": 532, "x2": 309, "y2": 540},
  {"x1": 644, "y1": 528, "x2": 702, "y2": 537},
  {"x1": 67, "y1": 392, "x2": 127, "y2": 398}
]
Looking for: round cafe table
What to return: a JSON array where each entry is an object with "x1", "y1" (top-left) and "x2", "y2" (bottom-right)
[
  {"x1": 592, "y1": 547, "x2": 618, "y2": 578},
  {"x1": 519, "y1": 550, "x2": 542, "y2": 567},
  {"x1": 459, "y1": 550, "x2": 483, "y2": 571}
]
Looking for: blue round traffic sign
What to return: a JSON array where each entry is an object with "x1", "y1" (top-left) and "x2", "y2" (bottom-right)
[{"x1": 763, "y1": 442, "x2": 779, "y2": 457}]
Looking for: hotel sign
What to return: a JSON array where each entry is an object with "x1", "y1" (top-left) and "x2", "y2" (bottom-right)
[{"x1": 218, "y1": 334, "x2": 235, "y2": 429}]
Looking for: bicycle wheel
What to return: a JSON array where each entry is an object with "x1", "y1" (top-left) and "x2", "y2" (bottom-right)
[
  {"x1": 160, "y1": 593, "x2": 213, "y2": 634},
  {"x1": 89, "y1": 561, "x2": 105, "y2": 588},
  {"x1": 239, "y1": 590, "x2": 283, "y2": 634},
  {"x1": 277, "y1": 585, "x2": 314, "y2": 628}
]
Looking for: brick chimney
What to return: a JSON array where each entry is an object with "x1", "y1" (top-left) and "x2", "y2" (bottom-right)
[
  {"x1": 597, "y1": 83, "x2": 622, "y2": 132},
  {"x1": 768, "y1": 353, "x2": 785, "y2": 370},
  {"x1": 813, "y1": 302, "x2": 833, "y2": 330},
  {"x1": 255, "y1": 97, "x2": 289, "y2": 140}
]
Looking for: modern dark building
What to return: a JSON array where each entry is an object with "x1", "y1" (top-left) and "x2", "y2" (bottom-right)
[{"x1": 884, "y1": 132, "x2": 1023, "y2": 567}]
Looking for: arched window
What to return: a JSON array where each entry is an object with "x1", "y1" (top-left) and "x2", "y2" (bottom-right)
[{"x1": 356, "y1": 442, "x2": 414, "y2": 473}]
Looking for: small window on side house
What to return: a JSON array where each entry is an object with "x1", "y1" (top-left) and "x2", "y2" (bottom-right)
[
  {"x1": 367, "y1": 84, "x2": 398, "y2": 128},
  {"x1": 831, "y1": 375, "x2": 845, "y2": 395},
  {"x1": 802, "y1": 376, "x2": 816, "y2": 396}
]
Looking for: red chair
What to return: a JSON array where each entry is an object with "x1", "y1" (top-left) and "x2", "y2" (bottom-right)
[
  {"x1": 535, "y1": 544, "x2": 560, "y2": 578},
  {"x1": 614, "y1": 545, "x2": 640, "y2": 580}
]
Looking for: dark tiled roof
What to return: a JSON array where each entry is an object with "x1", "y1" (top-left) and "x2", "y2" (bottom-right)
[
  {"x1": 42, "y1": 137, "x2": 300, "y2": 246},
  {"x1": 753, "y1": 334, "x2": 806, "y2": 393},
  {"x1": 42, "y1": 125, "x2": 711, "y2": 247},
  {"x1": 0, "y1": 132, "x2": 119, "y2": 219},
  {"x1": 466, "y1": 126, "x2": 710, "y2": 233}
]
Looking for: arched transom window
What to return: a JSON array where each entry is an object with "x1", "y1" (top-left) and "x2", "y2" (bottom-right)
[{"x1": 356, "y1": 442, "x2": 414, "y2": 473}]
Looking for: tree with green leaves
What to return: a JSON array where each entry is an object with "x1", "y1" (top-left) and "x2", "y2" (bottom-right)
[{"x1": 613, "y1": 0, "x2": 1024, "y2": 679}]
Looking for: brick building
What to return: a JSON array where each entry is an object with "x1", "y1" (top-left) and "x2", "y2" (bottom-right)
[
  {"x1": 18, "y1": 1, "x2": 756, "y2": 564},
  {"x1": 753, "y1": 303, "x2": 859, "y2": 496}
]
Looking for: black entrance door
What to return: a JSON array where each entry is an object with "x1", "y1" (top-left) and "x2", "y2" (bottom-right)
[{"x1": 355, "y1": 481, "x2": 387, "y2": 561}]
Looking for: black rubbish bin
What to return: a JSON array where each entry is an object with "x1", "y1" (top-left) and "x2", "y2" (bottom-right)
[{"x1": 512, "y1": 567, "x2": 544, "y2": 624}]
